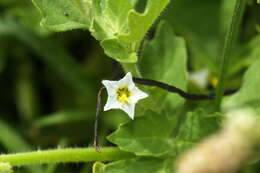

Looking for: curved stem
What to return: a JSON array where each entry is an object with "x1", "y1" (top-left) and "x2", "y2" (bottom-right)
[
  {"x1": 133, "y1": 77, "x2": 238, "y2": 100},
  {"x1": 0, "y1": 147, "x2": 135, "y2": 166},
  {"x1": 214, "y1": 0, "x2": 246, "y2": 110}
]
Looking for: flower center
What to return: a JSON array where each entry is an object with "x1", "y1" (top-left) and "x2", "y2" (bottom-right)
[{"x1": 117, "y1": 86, "x2": 132, "y2": 103}]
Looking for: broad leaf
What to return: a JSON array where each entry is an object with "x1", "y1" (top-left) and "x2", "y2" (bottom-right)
[
  {"x1": 229, "y1": 35, "x2": 260, "y2": 76},
  {"x1": 175, "y1": 109, "x2": 221, "y2": 153},
  {"x1": 31, "y1": 0, "x2": 92, "y2": 31},
  {"x1": 108, "y1": 110, "x2": 173, "y2": 156},
  {"x1": 31, "y1": 0, "x2": 170, "y2": 62},
  {"x1": 93, "y1": 157, "x2": 172, "y2": 173},
  {"x1": 164, "y1": 0, "x2": 222, "y2": 71},
  {"x1": 139, "y1": 21, "x2": 188, "y2": 112},
  {"x1": 223, "y1": 64, "x2": 260, "y2": 111},
  {"x1": 223, "y1": 36, "x2": 260, "y2": 112}
]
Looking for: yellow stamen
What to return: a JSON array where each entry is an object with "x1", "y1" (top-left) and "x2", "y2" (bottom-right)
[
  {"x1": 210, "y1": 77, "x2": 218, "y2": 88},
  {"x1": 117, "y1": 86, "x2": 132, "y2": 103}
]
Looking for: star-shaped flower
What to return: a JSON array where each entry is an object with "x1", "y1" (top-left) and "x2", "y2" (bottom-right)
[{"x1": 102, "y1": 72, "x2": 148, "y2": 119}]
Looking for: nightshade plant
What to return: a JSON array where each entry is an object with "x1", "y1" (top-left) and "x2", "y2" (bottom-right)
[{"x1": 0, "y1": 0, "x2": 259, "y2": 172}]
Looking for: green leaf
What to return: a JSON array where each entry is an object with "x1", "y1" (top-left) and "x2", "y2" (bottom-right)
[
  {"x1": 31, "y1": 0, "x2": 92, "y2": 31},
  {"x1": 0, "y1": 0, "x2": 24, "y2": 6},
  {"x1": 93, "y1": 157, "x2": 172, "y2": 173},
  {"x1": 6, "y1": 5, "x2": 49, "y2": 34},
  {"x1": 223, "y1": 62, "x2": 260, "y2": 112},
  {"x1": 223, "y1": 36, "x2": 260, "y2": 112},
  {"x1": 91, "y1": 0, "x2": 170, "y2": 62},
  {"x1": 164, "y1": 0, "x2": 239, "y2": 73},
  {"x1": 229, "y1": 35, "x2": 260, "y2": 76},
  {"x1": 31, "y1": 0, "x2": 169, "y2": 62},
  {"x1": 139, "y1": 21, "x2": 188, "y2": 112},
  {"x1": 175, "y1": 109, "x2": 221, "y2": 153},
  {"x1": 108, "y1": 110, "x2": 173, "y2": 156}
]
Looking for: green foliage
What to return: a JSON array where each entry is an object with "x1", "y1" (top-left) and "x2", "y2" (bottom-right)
[
  {"x1": 175, "y1": 109, "x2": 221, "y2": 153},
  {"x1": 139, "y1": 21, "x2": 187, "y2": 112},
  {"x1": 92, "y1": 0, "x2": 170, "y2": 62},
  {"x1": 31, "y1": 0, "x2": 92, "y2": 31},
  {"x1": 93, "y1": 158, "x2": 172, "y2": 173},
  {"x1": 31, "y1": 0, "x2": 170, "y2": 63},
  {"x1": 107, "y1": 21, "x2": 188, "y2": 157},
  {"x1": 224, "y1": 46, "x2": 260, "y2": 111},
  {"x1": 108, "y1": 110, "x2": 173, "y2": 156},
  {"x1": 164, "y1": 0, "x2": 222, "y2": 71},
  {"x1": 0, "y1": 0, "x2": 260, "y2": 172}
]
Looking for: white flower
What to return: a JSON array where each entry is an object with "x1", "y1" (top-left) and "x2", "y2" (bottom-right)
[{"x1": 102, "y1": 72, "x2": 148, "y2": 119}]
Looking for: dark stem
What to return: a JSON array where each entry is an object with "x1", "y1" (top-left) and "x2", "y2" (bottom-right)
[{"x1": 133, "y1": 77, "x2": 238, "y2": 100}]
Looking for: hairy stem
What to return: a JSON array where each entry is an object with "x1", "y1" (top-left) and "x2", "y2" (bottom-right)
[
  {"x1": 0, "y1": 147, "x2": 135, "y2": 167},
  {"x1": 214, "y1": 0, "x2": 247, "y2": 110}
]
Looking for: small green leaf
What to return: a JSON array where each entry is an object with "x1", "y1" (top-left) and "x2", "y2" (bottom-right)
[
  {"x1": 176, "y1": 109, "x2": 221, "y2": 153},
  {"x1": 91, "y1": 0, "x2": 170, "y2": 62},
  {"x1": 108, "y1": 110, "x2": 173, "y2": 156},
  {"x1": 139, "y1": 21, "x2": 188, "y2": 112},
  {"x1": 93, "y1": 158, "x2": 172, "y2": 173},
  {"x1": 31, "y1": 0, "x2": 92, "y2": 31}
]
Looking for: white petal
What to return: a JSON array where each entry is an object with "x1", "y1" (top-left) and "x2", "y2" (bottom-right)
[
  {"x1": 189, "y1": 68, "x2": 209, "y2": 88},
  {"x1": 129, "y1": 87, "x2": 149, "y2": 103},
  {"x1": 102, "y1": 80, "x2": 118, "y2": 95},
  {"x1": 104, "y1": 95, "x2": 122, "y2": 111},
  {"x1": 121, "y1": 103, "x2": 135, "y2": 119},
  {"x1": 117, "y1": 72, "x2": 135, "y2": 89}
]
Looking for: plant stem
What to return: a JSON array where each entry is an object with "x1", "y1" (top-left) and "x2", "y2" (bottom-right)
[
  {"x1": 0, "y1": 147, "x2": 135, "y2": 167},
  {"x1": 121, "y1": 63, "x2": 142, "y2": 77},
  {"x1": 214, "y1": 0, "x2": 246, "y2": 110}
]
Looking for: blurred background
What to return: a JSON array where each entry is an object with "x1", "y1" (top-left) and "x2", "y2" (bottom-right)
[{"x1": 0, "y1": 0, "x2": 259, "y2": 172}]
